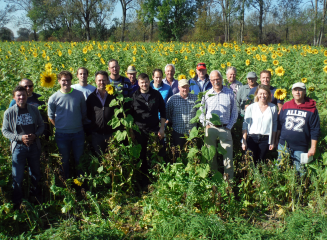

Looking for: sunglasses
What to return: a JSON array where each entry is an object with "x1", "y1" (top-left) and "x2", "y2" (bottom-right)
[{"x1": 23, "y1": 85, "x2": 34, "y2": 88}]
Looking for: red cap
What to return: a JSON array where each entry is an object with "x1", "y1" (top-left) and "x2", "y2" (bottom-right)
[{"x1": 196, "y1": 63, "x2": 206, "y2": 70}]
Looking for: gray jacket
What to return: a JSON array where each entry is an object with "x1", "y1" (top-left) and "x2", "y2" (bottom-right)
[{"x1": 2, "y1": 104, "x2": 44, "y2": 153}]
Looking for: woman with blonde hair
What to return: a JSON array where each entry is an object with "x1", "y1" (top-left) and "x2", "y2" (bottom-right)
[{"x1": 242, "y1": 84, "x2": 278, "y2": 164}]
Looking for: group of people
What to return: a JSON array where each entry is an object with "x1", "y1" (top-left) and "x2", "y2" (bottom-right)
[{"x1": 1, "y1": 59, "x2": 320, "y2": 208}]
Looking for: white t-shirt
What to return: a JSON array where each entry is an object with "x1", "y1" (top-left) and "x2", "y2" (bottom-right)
[
  {"x1": 248, "y1": 103, "x2": 272, "y2": 135},
  {"x1": 71, "y1": 84, "x2": 96, "y2": 100}
]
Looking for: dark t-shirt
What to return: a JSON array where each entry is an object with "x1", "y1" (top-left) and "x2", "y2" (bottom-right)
[
  {"x1": 16, "y1": 107, "x2": 34, "y2": 135},
  {"x1": 141, "y1": 93, "x2": 150, "y2": 102}
]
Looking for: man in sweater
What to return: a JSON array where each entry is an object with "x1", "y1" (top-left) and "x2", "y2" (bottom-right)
[
  {"x1": 48, "y1": 71, "x2": 87, "y2": 179},
  {"x1": 130, "y1": 73, "x2": 166, "y2": 186},
  {"x1": 150, "y1": 69, "x2": 173, "y2": 105},
  {"x1": 2, "y1": 86, "x2": 44, "y2": 208},
  {"x1": 276, "y1": 82, "x2": 320, "y2": 172},
  {"x1": 86, "y1": 71, "x2": 119, "y2": 156},
  {"x1": 71, "y1": 67, "x2": 96, "y2": 100}
]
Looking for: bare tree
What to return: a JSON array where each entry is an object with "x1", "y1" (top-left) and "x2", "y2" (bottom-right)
[
  {"x1": 0, "y1": 4, "x2": 15, "y2": 29},
  {"x1": 249, "y1": 0, "x2": 271, "y2": 43},
  {"x1": 119, "y1": 0, "x2": 134, "y2": 41}
]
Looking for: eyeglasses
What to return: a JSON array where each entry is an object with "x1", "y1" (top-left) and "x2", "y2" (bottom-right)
[{"x1": 23, "y1": 85, "x2": 33, "y2": 88}]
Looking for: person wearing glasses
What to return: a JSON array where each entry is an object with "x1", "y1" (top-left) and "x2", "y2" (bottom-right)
[
  {"x1": 9, "y1": 78, "x2": 49, "y2": 138},
  {"x1": 9, "y1": 78, "x2": 45, "y2": 108}
]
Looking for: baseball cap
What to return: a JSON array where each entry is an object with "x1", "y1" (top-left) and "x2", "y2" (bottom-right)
[
  {"x1": 292, "y1": 82, "x2": 306, "y2": 90},
  {"x1": 178, "y1": 79, "x2": 189, "y2": 87},
  {"x1": 127, "y1": 65, "x2": 137, "y2": 73},
  {"x1": 246, "y1": 72, "x2": 257, "y2": 78},
  {"x1": 196, "y1": 63, "x2": 206, "y2": 70}
]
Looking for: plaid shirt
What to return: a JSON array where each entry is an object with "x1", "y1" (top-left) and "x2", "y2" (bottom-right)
[
  {"x1": 166, "y1": 93, "x2": 198, "y2": 134},
  {"x1": 200, "y1": 86, "x2": 237, "y2": 129}
]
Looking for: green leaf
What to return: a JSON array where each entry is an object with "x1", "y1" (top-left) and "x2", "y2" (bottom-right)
[
  {"x1": 108, "y1": 117, "x2": 121, "y2": 129},
  {"x1": 217, "y1": 143, "x2": 227, "y2": 155},
  {"x1": 115, "y1": 130, "x2": 127, "y2": 142},
  {"x1": 201, "y1": 145, "x2": 216, "y2": 162},
  {"x1": 210, "y1": 113, "x2": 221, "y2": 126},
  {"x1": 109, "y1": 99, "x2": 119, "y2": 107},
  {"x1": 97, "y1": 166, "x2": 103, "y2": 173},
  {"x1": 130, "y1": 144, "x2": 142, "y2": 158},
  {"x1": 193, "y1": 103, "x2": 202, "y2": 109},
  {"x1": 114, "y1": 108, "x2": 123, "y2": 117},
  {"x1": 117, "y1": 95, "x2": 124, "y2": 102},
  {"x1": 187, "y1": 127, "x2": 198, "y2": 140},
  {"x1": 187, "y1": 148, "x2": 198, "y2": 159},
  {"x1": 103, "y1": 176, "x2": 111, "y2": 184},
  {"x1": 124, "y1": 97, "x2": 132, "y2": 102},
  {"x1": 185, "y1": 162, "x2": 193, "y2": 172},
  {"x1": 212, "y1": 171, "x2": 223, "y2": 183},
  {"x1": 190, "y1": 109, "x2": 202, "y2": 123},
  {"x1": 196, "y1": 164, "x2": 210, "y2": 178}
]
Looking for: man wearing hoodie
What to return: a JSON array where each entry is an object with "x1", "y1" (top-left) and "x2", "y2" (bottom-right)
[{"x1": 276, "y1": 82, "x2": 320, "y2": 172}]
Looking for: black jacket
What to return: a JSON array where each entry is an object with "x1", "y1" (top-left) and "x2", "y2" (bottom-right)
[
  {"x1": 131, "y1": 88, "x2": 166, "y2": 133},
  {"x1": 86, "y1": 90, "x2": 119, "y2": 134}
]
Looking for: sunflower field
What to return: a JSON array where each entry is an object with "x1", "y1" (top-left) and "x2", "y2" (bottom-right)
[{"x1": 0, "y1": 41, "x2": 327, "y2": 239}]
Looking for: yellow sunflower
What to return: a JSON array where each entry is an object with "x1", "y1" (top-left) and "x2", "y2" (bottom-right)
[
  {"x1": 83, "y1": 47, "x2": 87, "y2": 54},
  {"x1": 227, "y1": 62, "x2": 231, "y2": 67},
  {"x1": 221, "y1": 63, "x2": 226, "y2": 69},
  {"x1": 98, "y1": 53, "x2": 101, "y2": 58},
  {"x1": 184, "y1": 56, "x2": 188, "y2": 60},
  {"x1": 324, "y1": 59, "x2": 327, "y2": 64},
  {"x1": 58, "y1": 50, "x2": 62, "y2": 57},
  {"x1": 324, "y1": 65, "x2": 327, "y2": 73},
  {"x1": 189, "y1": 69, "x2": 196, "y2": 78},
  {"x1": 201, "y1": 51, "x2": 205, "y2": 55},
  {"x1": 273, "y1": 60, "x2": 279, "y2": 66},
  {"x1": 308, "y1": 86, "x2": 315, "y2": 91},
  {"x1": 178, "y1": 74, "x2": 187, "y2": 81},
  {"x1": 74, "y1": 179, "x2": 83, "y2": 187},
  {"x1": 275, "y1": 66, "x2": 285, "y2": 77},
  {"x1": 271, "y1": 54, "x2": 277, "y2": 59},
  {"x1": 33, "y1": 52, "x2": 37, "y2": 57},
  {"x1": 274, "y1": 89, "x2": 287, "y2": 100},
  {"x1": 100, "y1": 58, "x2": 106, "y2": 65},
  {"x1": 68, "y1": 49, "x2": 72, "y2": 55},
  {"x1": 40, "y1": 71, "x2": 56, "y2": 88},
  {"x1": 267, "y1": 68, "x2": 274, "y2": 76},
  {"x1": 301, "y1": 78, "x2": 307, "y2": 83},
  {"x1": 45, "y1": 63, "x2": 52, "y2": 72},
  {"x1": 106, "y1": 84, "x2": 115, "y2": 95},
  {"x1": 324, "y1": 50, "x2": 327, "y2": 57},
  {"x1": 245, "y1": 59, "x2": 250, "y2": 66}
]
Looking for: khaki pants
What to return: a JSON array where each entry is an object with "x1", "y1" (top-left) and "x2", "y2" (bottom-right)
[{"x1": 205, "y1": 126, "x2": 234, "y2": 179}]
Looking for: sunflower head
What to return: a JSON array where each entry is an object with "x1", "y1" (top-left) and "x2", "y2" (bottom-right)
[
  {"x1": 74, "y1": 179, "x2": 83, "y2": 187},
  {"x1": 221, "y1": 63, "x2": 226, "y2": 69},
  {"x1": 45, "y1": 63, "x2": 52, "y2": 72},
  {"x1": 178, "y1": 74, "x2": 187, "y2": 81},
  {"x1": 245, "y1": 59, "x2": 250, "y2": 66},
  {"x1": 323, "y1": 66, "x2": 327, "y2": 73},
  {"x1": 275, "y1": 66, "x2": 285, "y2": 77},
  {"x1": 273, "y1": 60, "x2": 279, "y2": 65},
  {"x1": 274, "y1": 89, "x2": 287, "y2": 100},
  {"x1": 308, "y1": 86, "x2": 315, "y2": 91},
  {"x1": 301, "y1": 78, "x2": 307, "y2": 83},
  {"x1": 40, "y1": 71, "x2": 56, "y2": 88},
  {"x1": 189, "y1": 69, "x2": 196, "y2": 79},
  {"x1": 106, "y1": 84, "x2": 115, "y2": 95},
  {"x1": 83, "y1": 47, "x2": 87, "y2": 54}
]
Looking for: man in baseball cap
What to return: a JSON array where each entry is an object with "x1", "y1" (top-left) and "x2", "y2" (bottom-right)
[
  {"x1": 189, "y1": 62, "x2": 212, "y2": 93},
  {"x1": 166, "y1": 79, "x2": 198, "y2": 150},
  {"x1": 276, "y1": 81, "x2": 320, "y2": 173},
  {"x1": 126, "y1": 65, "x2": 139, "y2": 94},
  {"x1": 236, "y1": 71, "x2": 258, "y2": 116}
]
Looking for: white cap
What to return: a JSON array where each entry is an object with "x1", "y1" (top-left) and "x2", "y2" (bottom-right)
[{"x1": 292, "y1": 82, "x2": 306, "y2": 90}]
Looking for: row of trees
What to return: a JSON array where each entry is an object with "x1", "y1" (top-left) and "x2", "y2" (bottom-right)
[{"x1": 1, "y1": 0, "x2": 327, "y2": 45}]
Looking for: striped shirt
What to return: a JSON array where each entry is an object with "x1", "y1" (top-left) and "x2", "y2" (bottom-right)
[
  {"x1": 200, "y1": 86, "x2": 237, "y2": 130},
  {"x1": 166, "y1": 93, "x2": 198, "y2": 134}
]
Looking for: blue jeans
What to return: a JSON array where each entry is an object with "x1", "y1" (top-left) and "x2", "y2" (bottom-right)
[
  {"x1": 278, "y1": 143, "x2": 305, "y2": 173},
  {"x1": 55, "y1": 130, "x2": 85, "y2": 179},
  {"x1": 12, "y1": 143, "x2": 41, "y2": 205}
]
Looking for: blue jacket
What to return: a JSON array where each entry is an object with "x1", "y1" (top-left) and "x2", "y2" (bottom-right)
[{"x1": 190, "y1": 74, "x2": 212, "y2": 93}]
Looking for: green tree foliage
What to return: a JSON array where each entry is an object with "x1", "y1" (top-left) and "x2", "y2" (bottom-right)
[
  {"x1": 0, "y1": 27, "x2": 14, "y2": 41},
  {"x1": 157, "y1": 0, "x2": 196, "y2": 41}
]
